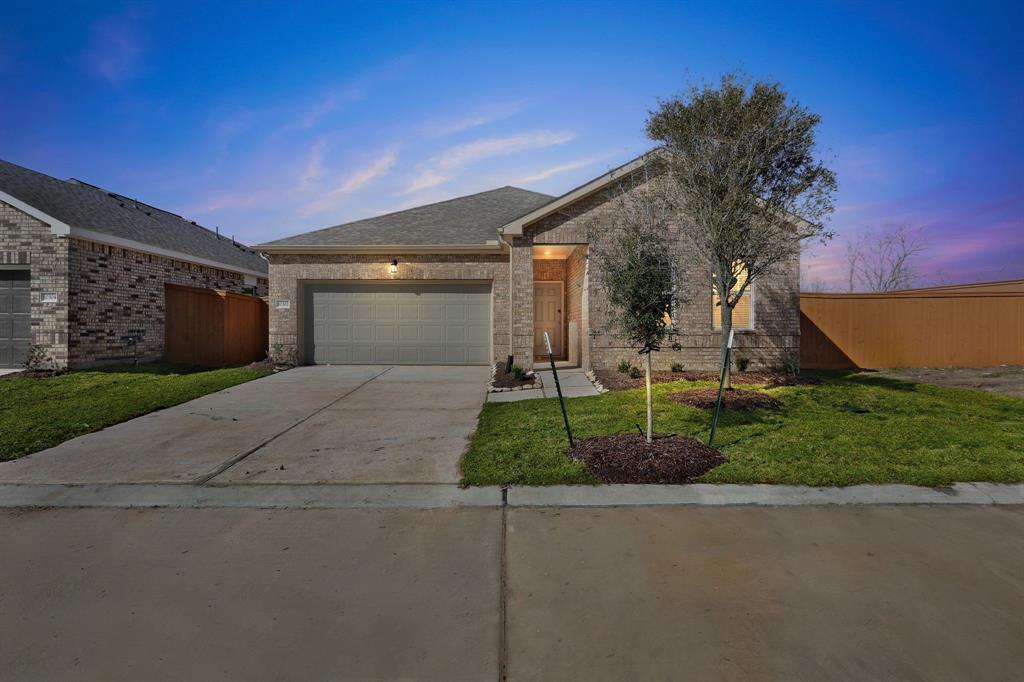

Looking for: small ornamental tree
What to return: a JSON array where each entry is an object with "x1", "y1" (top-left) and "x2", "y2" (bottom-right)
[
  {"x1": 591, "y1": 178, "x2": 681, "y2": 443},
  {"x1": 647, "y1": 72, "x2": 837, "y2": 388}
]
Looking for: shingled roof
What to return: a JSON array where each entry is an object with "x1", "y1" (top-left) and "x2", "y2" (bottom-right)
[
  {"x1": 0, "y1": 159, "x2": 267, "y2": 275},
  {"x1": 260, "y1": 186, "x2": 554, "y2": 248}
]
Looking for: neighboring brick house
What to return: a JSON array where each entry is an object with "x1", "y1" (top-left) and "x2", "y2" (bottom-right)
[
  {"x1": 258, "y1": 154, "x2": 800, "y2": 371},
  {"x1": 0, "y1": 160, "x2": 269, "y2": 369}
]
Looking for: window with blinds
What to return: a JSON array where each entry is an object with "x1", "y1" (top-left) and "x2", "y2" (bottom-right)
[{"x1": 712, "y1": 266, "x2": 754, "y2": 330}]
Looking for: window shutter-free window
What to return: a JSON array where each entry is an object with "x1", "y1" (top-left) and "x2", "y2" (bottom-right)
[{"x1": 712, "y1": 264, "x2": 754, "y2": 330}]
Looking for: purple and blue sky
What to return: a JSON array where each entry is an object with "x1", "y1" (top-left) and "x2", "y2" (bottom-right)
[{"x1": 2, "y1": 1, "x2": 1021, "y2": 288}]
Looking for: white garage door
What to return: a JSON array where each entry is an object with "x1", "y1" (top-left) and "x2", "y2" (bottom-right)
[{"x1": 304, "y1": 283, "x2": 491, "y2": 365}]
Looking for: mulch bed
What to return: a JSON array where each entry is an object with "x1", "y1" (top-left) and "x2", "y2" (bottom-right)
[
  {"x1": 491, "y1": 360, "x2": 537, "y2": 389},
  {"x1": 669, "y1": 387, "x2": 783, "y2": 410},
  {"x1": 569, "y1": 433, "x2": 727, "y2": 484},
  {"x1": 0, "y1": 369, "x2": 64, "y2": 380},
  {"x1": 595, "y1": 369, "x2": 798, "y2": 392}
]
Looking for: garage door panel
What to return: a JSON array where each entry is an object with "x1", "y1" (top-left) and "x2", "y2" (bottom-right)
[
  {"x1": 12, "y1": 317, "x2": 30, "y2": 338},
  {"x1": 304, "y1": 283, "x2": 490, "y2": 365},
  {"x1": 0, "y1": 270, "x2": 31, "y2": 368},
  {"x1": 398, "y1": 325, "x2": 421, "y2": 342}
]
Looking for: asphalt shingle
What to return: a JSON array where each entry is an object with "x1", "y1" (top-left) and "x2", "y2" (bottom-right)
[
  {"x1": 0, "y1": 159, "x2": 267, "y2": 275},
  {"x1": 261, "y1": 186, "x2": 555, "y2": 247}
]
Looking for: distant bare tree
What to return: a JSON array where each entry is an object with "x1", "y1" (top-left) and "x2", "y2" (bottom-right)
[
  {"x1": 848, "y1": 224, "x2": 927, "y2": 292},
  {"x1": 801, "y1": 277, "x2": 829, "y2": 292}
]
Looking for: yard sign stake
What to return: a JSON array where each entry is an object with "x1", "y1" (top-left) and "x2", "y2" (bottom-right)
[
  {"x1": 544, "y1": 331, "x2": 574, "y2": 448},
  {"x1": 709, "y1": 329, "x2": 735, "y2": 448}
]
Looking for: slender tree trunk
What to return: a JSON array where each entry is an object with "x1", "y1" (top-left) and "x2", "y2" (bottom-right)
[
  {"x1": 645, "y1": 352, "x2": 654, "y2": 443},
  {"x1": 720, "y1": 302, "x2": 733, "y2": 390}
]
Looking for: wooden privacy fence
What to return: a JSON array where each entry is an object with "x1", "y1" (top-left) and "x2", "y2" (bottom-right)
[
  {"x1": 165, "y1": 284, "x2": 268, "y2": 367},
  {"x1": 800, "y1": 280, "x2": 1024, "y2": 369}
]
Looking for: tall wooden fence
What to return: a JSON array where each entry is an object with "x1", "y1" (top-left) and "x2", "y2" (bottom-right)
[
  {"x1": 800, "y1": 280, "x2": 1024, "y2": 369},
  {"x1": 165, "y1": 284, "x2": 268, "y2": 367}
]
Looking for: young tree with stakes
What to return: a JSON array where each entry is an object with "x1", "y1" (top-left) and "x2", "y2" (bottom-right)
[
  {"x1": 647, "y1": 73, "x2": 837, "y2": 388},
  {"x1": 591, "y1": 177, "x2": 681, "y2": 443}
]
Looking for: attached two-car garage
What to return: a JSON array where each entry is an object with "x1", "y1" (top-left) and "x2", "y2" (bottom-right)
[{"x1": 304, "y1": 282, "x2": 491, "y2": 365}]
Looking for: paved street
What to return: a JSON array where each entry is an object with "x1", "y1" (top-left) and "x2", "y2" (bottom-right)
[{"x1": 2, "y1": 504, "x2": 1022, "y2": 681}]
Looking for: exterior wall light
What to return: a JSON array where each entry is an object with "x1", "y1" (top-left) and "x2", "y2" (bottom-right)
[{"x1": 390, "y1": 258, "x2": 399, "y2": 274}]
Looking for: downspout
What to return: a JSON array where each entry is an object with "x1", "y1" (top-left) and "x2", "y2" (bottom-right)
[{"x1": 498, "y1": 229, "x2": 515, "y2": 367}]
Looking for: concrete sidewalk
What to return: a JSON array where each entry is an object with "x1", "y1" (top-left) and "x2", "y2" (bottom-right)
[{"x1": 2, "y1": 504, "x2": 1022, "y2": 681}]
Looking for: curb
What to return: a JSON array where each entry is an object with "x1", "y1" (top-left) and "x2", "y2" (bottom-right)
[
  {"x1": 0, "y1": 484, "x2": 504, "y2": 510},
  {"x1": 2, "y1": 482, "x2": 1022, "y2": 510},
  {"x1": 507, "y1": 482, "x2": 1024, "y2": 507}
]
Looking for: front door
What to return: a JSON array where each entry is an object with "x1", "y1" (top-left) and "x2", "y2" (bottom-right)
[{"x1": 533, "y1": 282, "x2": 563, "y2": 358}]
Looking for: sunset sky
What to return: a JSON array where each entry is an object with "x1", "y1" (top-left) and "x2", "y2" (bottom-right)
[{"x1": 2, "y1": 1, "x2": 1021, "y2": 289}]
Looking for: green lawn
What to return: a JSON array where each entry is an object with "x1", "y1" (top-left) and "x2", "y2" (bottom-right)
[
  {"x1": 462, "y1": 372, "x2": 1024, "y2": 487},
  {"x1": 0, "y1": 363, "x2": 272, "y2": 461}
]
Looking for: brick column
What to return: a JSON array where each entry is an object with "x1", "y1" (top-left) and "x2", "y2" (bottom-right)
[{"x1": 509, "y1": 240, "x2": 534, "y2": 369}]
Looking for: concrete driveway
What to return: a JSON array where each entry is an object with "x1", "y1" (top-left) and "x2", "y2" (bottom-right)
[
  {"x1": 2, "y1": 504, "x2": 1022, "y2": 681},
  {"x1": 0, "y1": 365, "x2": 489, "y2": 485}
]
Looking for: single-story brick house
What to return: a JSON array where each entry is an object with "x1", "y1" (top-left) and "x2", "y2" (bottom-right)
[
  {"x1": 0, "y1": 160, "x2": 269, "y2": 369},
  {"x1": 258, "y1": 154, "x2": 799, "y2": 371}
]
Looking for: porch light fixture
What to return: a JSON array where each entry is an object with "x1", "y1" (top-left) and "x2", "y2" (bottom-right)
[{"x1": 390, "y1": 258, "x2": 399, "y2": 274}]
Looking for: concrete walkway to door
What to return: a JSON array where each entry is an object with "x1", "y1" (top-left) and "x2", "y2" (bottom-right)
[{"x1": 0, "y1": 365, "x2": 489, "y2": 485}]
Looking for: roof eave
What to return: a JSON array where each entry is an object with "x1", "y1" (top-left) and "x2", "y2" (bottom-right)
[{"x1": 255, "y1": 241, "x2": 505, "y2": 255}]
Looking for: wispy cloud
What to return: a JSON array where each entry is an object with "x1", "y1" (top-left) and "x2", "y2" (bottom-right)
[
  {"x1": 405, "y1": 130, "x2": 574, "y2": 193},
  {"x1": 300, "y1": 138, "x2": 329, "y2": 185},
  {"x1": 516, "y1": 157, "x2": 599, "y2": 184},
  {"x1": 425, "y1": 100, "x2": 528, "y2": 137},
  {"x1": 301, "y1": 147, "x2": 400, "y2": 216},
  {"x1": 81, "y1": 6, "x2": 147, "y2": 84}
]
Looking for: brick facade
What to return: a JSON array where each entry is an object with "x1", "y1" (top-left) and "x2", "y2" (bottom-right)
[
  {"x1": 67, "y1": 238, "x2": 267, "y2": 366},
  {"x1": 514, "y1": 179, "x2": 800, "y2": 372},
  {"x1": 1, "y1": 199, "x2": 269, "y2": 369},
  {"x1": 0, "y1": 200, "x2": 70, "y2": 367},
  {"x1": 266, "y1": 253, "x2": 510, "y2": 365}
]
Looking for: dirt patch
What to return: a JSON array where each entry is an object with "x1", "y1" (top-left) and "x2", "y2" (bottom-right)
[
  {"x1": 868, "y1": 366, "x2": 1024, "y2": 399},
  {"x1": 491, "y1": 361, "x2": 538, "y2": 389},
  {"x1": 569, "y1": 433, "x2": 727, "y2": 484},
  {"x1": 669, "y1": 387, "x2": 783, "y2": 410},
  {"x1": 595, "y1": 369, "x2": 796, "y2": 392}
]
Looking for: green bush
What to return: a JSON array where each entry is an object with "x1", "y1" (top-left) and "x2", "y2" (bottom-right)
[
  {"x1": 511, "y1": 365, "x2": 526, "y2": 380},
  {"x1": 735, "y1": 354, "x2": 751, "y2": 372},
  {"x1": 670, "y1": 362, "x2": 685, "y2": 373},
  {"x1": 617, "y1": 359, "x2": 633, "y2": 373},
  {"x1": 628, "y1": 366, "x2": 643, "y2": 379}
]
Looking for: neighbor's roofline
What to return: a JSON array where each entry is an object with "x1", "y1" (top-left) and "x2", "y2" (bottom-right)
[
  {"x1": 0, "y1": 189, "x2": 268, "y2": 279},
  {"x1": 255, "y1": 241, "x2": 504, "y2": 255}
]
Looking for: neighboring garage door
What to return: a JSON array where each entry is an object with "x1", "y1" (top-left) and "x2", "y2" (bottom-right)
[
  {"x1": 305, "y1": 282, "x2": 491, "y2": 365},
  {"x1": 0, "y1": 270, "x2": 31, "y2": 368}
]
